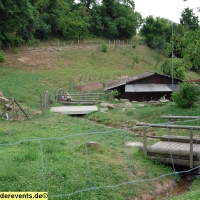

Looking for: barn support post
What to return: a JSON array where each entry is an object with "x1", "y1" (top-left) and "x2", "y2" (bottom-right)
[
  {"x1": 190, "y1": 128, "x2": 193, "y2": 168},
  {"x1": 143, "y1": 127, "x2": 147, "y2": 156}
]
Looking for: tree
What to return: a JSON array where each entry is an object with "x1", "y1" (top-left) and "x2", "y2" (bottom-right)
[
  {"x1": 161, "y1": 58, "x2": 189, "y2": 80},
  {"x1": 151, "y1": 35, "x2": 167, "y2": 68},
  {"x1": 100, "y1": 0, "x2": 140, "y2": 39},
  {"x1": 0, "y1": 0, "x2": 36, "y2": 44},
  {"x1": 180, "y1": 7, "x2": 199, "y2": 31},
  {"x1": 180, "y1": 29, "x2": 200, "y2": 71},
  {"x1": 172, "y1": 82, "x2": 200, "y2": 108},
  {"x1": 140, "y1": 16, "x2": 171, "y2": 49}
]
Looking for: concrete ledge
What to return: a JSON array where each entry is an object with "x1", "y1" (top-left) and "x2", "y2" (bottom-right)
[{"x1": 50, "y1": 106, "x2": 98, "y2": 115}]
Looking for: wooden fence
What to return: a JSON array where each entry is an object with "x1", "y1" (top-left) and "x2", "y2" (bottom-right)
[
  {"x1": 136, "y1": 116, "x2": 200, "y2": 168},
  {"x1": 55, "y1": 90, "x2": 103, "y2": 105},
  {"x1": 41, "y1": 90, "x2": 51, "y2": 111},
  {"x1": 1, "y1": 39, "x2": 137, "y2": 51}
]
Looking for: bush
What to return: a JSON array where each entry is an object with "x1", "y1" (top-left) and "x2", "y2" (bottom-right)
[
  {"x1": 132, "y1": 44, "x2": 136, "y2": 48},
  {"x1": 0, "y1": 50, "x2": 5, "y2": 62},
  {"x1": 172, "y1": 82, "x2": 200, "y2": 108},
  {"x1": 103, "y1": 90, "x2": 119, "y2": 101},
  {"x1": 101, "y1": 43, "x2": 108, "y2": 52}
]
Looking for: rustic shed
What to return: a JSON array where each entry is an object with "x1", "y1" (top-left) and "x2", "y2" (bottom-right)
[{"x1": 104, "y1": 72, "x2": 182, "y2": 102}]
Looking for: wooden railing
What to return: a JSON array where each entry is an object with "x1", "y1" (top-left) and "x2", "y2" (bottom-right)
[
  {"x1": 55, "y1": 92, "x2": 103, "y2": 104},
  {"x1": 136, "y1": 116, "x2": 200, "y2": 168}
]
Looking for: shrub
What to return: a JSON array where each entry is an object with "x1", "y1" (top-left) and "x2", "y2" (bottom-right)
[
  {"x1": 132, "y1": 44, "x2": 136, "y2": 48},
  {"x1": 103, "y1": 90, "x2": 119, "y2": 101},
  {"x1": 122, "y1": 48, "x2": 128, "y2": 55},
  {"x1": 172, "y1": 82, "x2": 200, "y2": 108},
  {"x1": 101, "y1": 43, "x2": 108, "y2": 52},
  {"x1": 0, "y1": 50, "x2": 5, "y2": 62}
]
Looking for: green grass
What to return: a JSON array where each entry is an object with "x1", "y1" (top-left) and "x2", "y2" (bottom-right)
[
  {"x1": 0, "y1": 112, "x2": 175, "y2": 199},
  {"x1": 0, "y1": 40, "x2": 200, "y2": 199}
]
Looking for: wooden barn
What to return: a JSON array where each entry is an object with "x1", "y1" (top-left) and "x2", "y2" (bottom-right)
[{"x1": 104, "y1": 71, "x2": 182, "y2": 102}]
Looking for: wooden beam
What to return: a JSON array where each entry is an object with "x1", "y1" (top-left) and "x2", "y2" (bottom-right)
[
  {"x1": 143, "y1": 127, "x2": 147, "y2": 156},
  {"x1": 147, "y1": 156, "x2": 200, "y2": 167},
  {"x1": 146, "y1": 146, "x2": 199, "y2": 157},
  {"x1": 136, "y1": 123, "x2": 200, "y2": 130},
  {"x1": 160, "y1": 116, "x2": 200, "y2": 119},
  {"x1": 160, "y1": 135, "x2": 200, "y2": 143}
]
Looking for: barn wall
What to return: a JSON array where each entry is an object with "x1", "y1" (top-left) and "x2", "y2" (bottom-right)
[{"x1": 126, "y1": 92, "x2": 172, "y2": 102}]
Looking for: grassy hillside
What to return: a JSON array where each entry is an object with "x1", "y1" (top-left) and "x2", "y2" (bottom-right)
[
  {"x1": 0, "y1": 39, "x2": 200, "y2": 199},
  {"x1": 1, "y1": 38, "x2": 199, "y2": 110}
]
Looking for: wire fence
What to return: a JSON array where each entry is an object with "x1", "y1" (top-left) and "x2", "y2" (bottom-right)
[
  {"x1": 0, "y1": 39, "x2": 137, "y2": 52},
  {"x1": 0, "y1": 118, "x2": 200, "y2": 199}
]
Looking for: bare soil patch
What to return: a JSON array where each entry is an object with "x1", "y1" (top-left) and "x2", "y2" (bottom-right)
[{"x1": 3, "y1": 49, "x2": 62, "y2": 70}]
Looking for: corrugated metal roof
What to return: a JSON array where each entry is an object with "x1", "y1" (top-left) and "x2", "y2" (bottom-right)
[
  {"x1": 104, "y1": 79, "x2": 126, "y2": 91},
  {"x1": 104, "y1": 71, "x2": 182, "y2": 91},
  {"x1": 104, "y1": 71, "x2": 156, "y2": 91},
  {"x1": 126, "y1": 71, "x2": 155, "y2": 83},
  {"x1": 125, "y1": 84, "x2": 179, "y2": 92}
]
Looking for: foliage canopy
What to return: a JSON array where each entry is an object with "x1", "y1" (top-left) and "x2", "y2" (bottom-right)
[{"x1": 172, "y1": 82, "x2": 200, "y2": 108}]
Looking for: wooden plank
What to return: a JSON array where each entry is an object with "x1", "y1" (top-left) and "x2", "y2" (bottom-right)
[
  {"x1": 136, "y1": 123, "x2": 200, "y2": 130},
  {"x1": 168, "y1": 142, "x2": 182, "y2": 149},
  {"x1": 174, "y1": 142, "x2": 182, "y2": 149},
  {"x1": 161, "y1": 135, "x2": 200, "y2": 144},
  {"x1": 147, "y1": 146, "x2": 191, "y2": 156},
  {"x1": 174, "y1": 143, "x2": 189, "y2": 150},
  {"x1": 143, "y1": 127, "x2": 147, "y2": 156},
  {"x1": 148, "y1": 156, "x2": 200, "y2": 167},
  {"x1": 160, "y1": 116, "x2": 200, "y2": 119},
  {"x1": 151, "y1": 141, "x2": 169, "y2": 148},
  {"x1": 152, "y1": 141, "x2": 181, "y2": 150},
  {"x1": 193, "y1": 144, "x2": 200, "y2": 152},
  {"x1": 147, "y1": 152, "x2": 200, "y2": 161}
]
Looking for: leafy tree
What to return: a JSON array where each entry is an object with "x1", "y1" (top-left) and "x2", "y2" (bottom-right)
[
  {"x1": 172, "y1": 82, "x2": 200, "y2": 108},
  {"x1": 100, "y1": 0, "x2": 140, "y2": 39},
  {"x1": 168, "y1": 23, "x2": 186, "y2": 58},
  {"x1": 180, "y1": 7, "x2": 199, "y2": 31},
  {"x1": 161, "y1": 58, "x2": 189, "y2": 80},
  {"x1": 180, "y1": 29, "x2": 200, "y2": 71},
  {"x1": 140, "y1": 16, "x2": 171, "y2": 49},
  {"x1": 151, "y1": 35, "x2": 167, "y2": 68},
  {"x1": 34, "y1": 0, "x2": 90, "y2": 40},
  {"x1": 89, "y1": 4, "x2": 104, "y2": 37},
  {"x1": 0, "y1": 0, "x2": 35, "y2": 44},
  {"x1": 132, "y1": 55, "x2": 139, "y2": 68}
]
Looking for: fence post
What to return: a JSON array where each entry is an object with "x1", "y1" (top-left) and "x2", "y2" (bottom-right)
[
  {"x1": 190, "y1": 128, "x2": 193, "y2": 168},
  {"x1": 168, "y1": 117, "x2": 172, "y2": 135},
  {"x1": 143, "y1": 127, "x2": 147, "y2": 156}
]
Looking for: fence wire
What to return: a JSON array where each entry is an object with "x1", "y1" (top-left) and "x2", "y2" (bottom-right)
[{"x1": 0, "y1": 119, "x2": 200, "y2": 199}]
